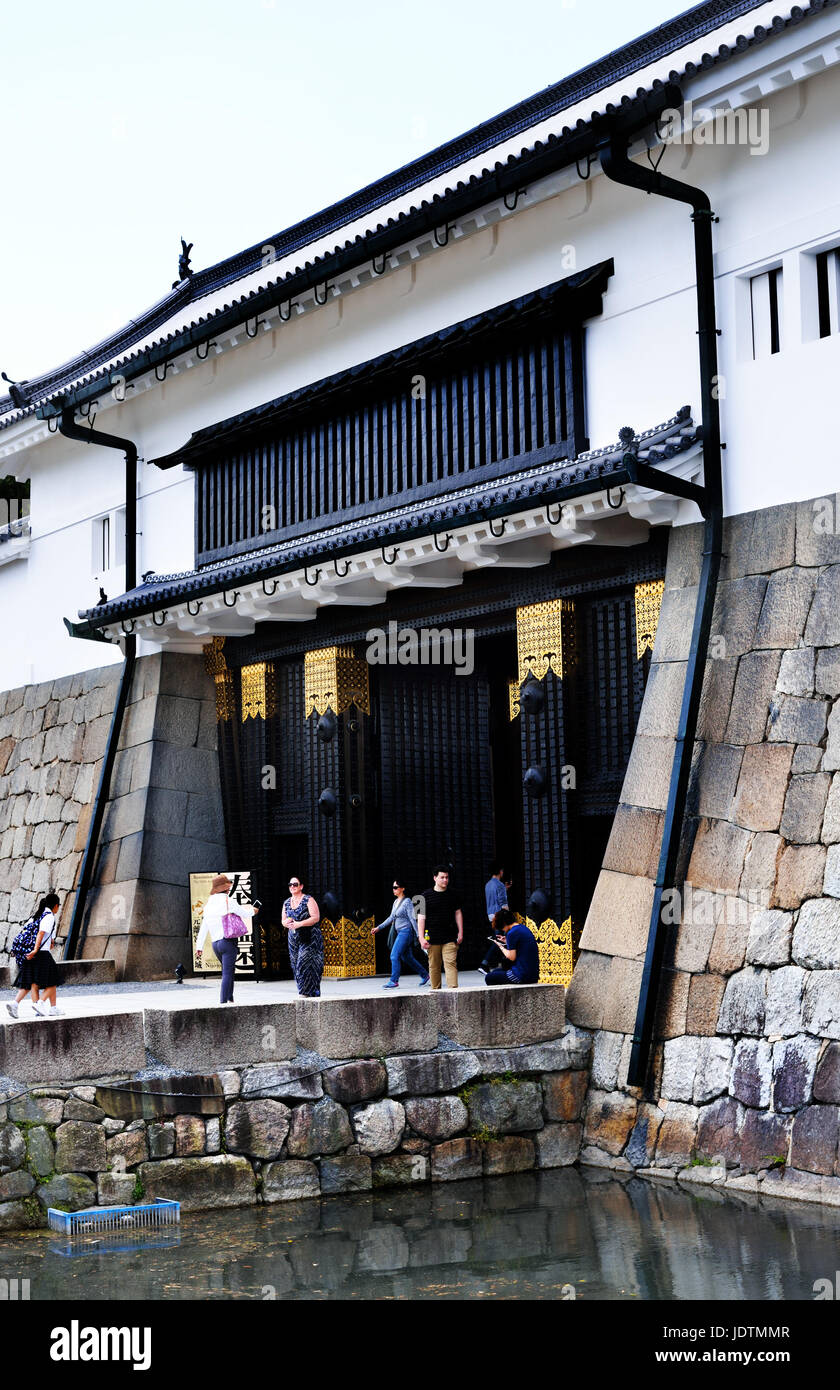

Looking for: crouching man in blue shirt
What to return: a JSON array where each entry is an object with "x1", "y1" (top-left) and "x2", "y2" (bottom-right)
[{"x1": 484, "y1": 908, "x2": 540, "y2": 985}]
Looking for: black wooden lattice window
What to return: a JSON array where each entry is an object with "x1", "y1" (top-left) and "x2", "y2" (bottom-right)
[{"x1": 192, "y1": 284, "x2": 597, "y2": 566}]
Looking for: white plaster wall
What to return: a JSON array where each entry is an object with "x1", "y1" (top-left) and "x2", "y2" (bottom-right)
[{"x1": 2, "y1": 51, "x2": 839, "y2": 688}]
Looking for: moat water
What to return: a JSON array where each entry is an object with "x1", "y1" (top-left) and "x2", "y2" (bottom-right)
[{"x1": 1, "y1": 1168, "x2": 837, "y2": 1301}]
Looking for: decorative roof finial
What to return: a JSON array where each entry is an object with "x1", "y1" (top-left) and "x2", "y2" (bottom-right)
[
  {"x1": 172, "y1": 238, "x2": 194, "y2": 289},
  {"x1": 1, "y1": 372, "x2": 28, "y2": 410},
  {"x1": 618, "y1": 425, "x2": 638, "y2": 459}
]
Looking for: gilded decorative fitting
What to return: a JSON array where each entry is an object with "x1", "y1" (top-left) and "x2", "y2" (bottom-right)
[
  {"x1": 203, "y1": 637, "x2": 236, "y2": 722},
  {"x1": 634, "y1": 579, "x2": 665, "y2": 659},
  {"x1": 322, "y1": 916, "x2": 376, "y2": 977},
  {"x1": 508, "y1": 679, "x2": 521, "y2": 721},
  {"x1": 524, "y1": 915, "x2": 576, "y2": 987},
  {"x1": 304, "y1": 646, "x2": 370, "y2": 718},
  {"x1": 515, "y1": 599, "x2": 575, "y2": 684},
  {"x1": 241, "y1": 661, "x2": 277, "y2": 721}
]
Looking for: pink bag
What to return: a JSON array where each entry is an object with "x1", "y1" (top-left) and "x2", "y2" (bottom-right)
[{"x1": 222, "y1": 894, "x2": 249, "y2": 939}]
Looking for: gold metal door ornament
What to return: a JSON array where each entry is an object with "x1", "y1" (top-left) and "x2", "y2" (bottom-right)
[
  {"x1": 508, "y1": 680, "x2": 521, "y2": 722},
  {"x1": 203, "y1": 636, "x2": 236, "y2": 722},
  {"x1": 304, "y1": 646, "x2": 370, "y2": 719},
  {"x1": 240, "y1": 661, "x2": 277, "y2": 721},
  {"x1": 515, "y1": 599, "x2": 576, "y2": 685},
  {"x1": 634, "y1": 579, "x2": 665, "y2": 659},
  {"x1": 525, "y1": 915, "x2": 576, "y2": 987},
  {"x1": 321, "y1": 916, "x2": 376, "y2": 977}
]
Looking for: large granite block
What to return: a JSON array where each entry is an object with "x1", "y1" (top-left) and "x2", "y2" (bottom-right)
[
  {"x1": 602, "y1": 804, "x2": 663, "y2": 879},
  {"x1": 138, "y1": 1155, "x2": 255, "y2": 1211},
  {"x1": 579, "y1": 871, "x2": 654, "y2": 960},
  {"x1": 143, "y1": 1003, "x2": 296, "y2": 1070},
  {"x1": 725, "y1": 651, "x2": 782, "y2": 744},
  {"x1": 138, "y1": 830, "x2": 228, "y2": 889},
  {"x1": 57, "y1": 959, "x2": 116, "y2": 986},
  {"x1": 753, "y1": 567, "x2": 816, "y2": 649},
  {"x1": 711, "y1": 576, "x2": 768, "y2": 659},
  {"x1": 732, "y1": 744, "x2": 795, "y2": 833}
]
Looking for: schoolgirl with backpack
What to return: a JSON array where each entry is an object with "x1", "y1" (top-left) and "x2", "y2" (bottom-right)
[{"x1": 6, "y1": 892, "x2": 63, "y2": 1019}]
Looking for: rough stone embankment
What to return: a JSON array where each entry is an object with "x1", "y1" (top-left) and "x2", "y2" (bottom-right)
[{"x1": 0, "y1": 1026, "x2": 591, "y2": 1230}]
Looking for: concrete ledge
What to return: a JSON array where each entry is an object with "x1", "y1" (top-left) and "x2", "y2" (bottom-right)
[
  {"x1": 143, "y1": 1004, "x2": 297, "y2": 1070},
  {"x1": 0, "y1": 1013, "x2": 146, "y2": 1083},
  {"x1": 0, "y1": 982, "x2": 567, "y2": 1082},
  {"x1": 295, "y1": 994, "x2": 440, "y2": 1058},
  {"x1": 0, "y1": 960, "x2": 116, "y2": 989}
]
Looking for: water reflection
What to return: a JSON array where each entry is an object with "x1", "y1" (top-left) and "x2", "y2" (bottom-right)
[{"x1": 1, "y1": 1169, "x2": 838, "y2": 1300}]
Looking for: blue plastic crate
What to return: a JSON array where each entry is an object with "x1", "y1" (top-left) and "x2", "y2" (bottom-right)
[{"x1": 47, "y1": 1200, "x2": 180, "y2": 1236}]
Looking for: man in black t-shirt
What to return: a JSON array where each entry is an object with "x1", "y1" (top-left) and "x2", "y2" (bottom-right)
[{"x1": 416, "y1": 865, "x2": 463, "y2": 989}]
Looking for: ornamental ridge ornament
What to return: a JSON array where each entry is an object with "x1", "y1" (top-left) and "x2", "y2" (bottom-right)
[
  {"x1": 303, "y1": 646, "x2": 370, "y2": 719},
  {"x1": 634, "y1": 579, "x2": 665, "y2": 660}
]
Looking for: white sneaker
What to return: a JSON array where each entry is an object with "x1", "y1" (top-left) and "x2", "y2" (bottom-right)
[
  {"x1": 32, "y1": 1002, "x2": 50, "y2": 1017},
  {"x1": 6, "y1": 1002, "x2": 18, "y2": 1019}
]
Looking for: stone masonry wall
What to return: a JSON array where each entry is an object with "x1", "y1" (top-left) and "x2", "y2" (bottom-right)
[
  {"x1": 0, "y1": 664, "x2": 121, "y2": 965},
  {"x1": 0, "y1": 1027, "x2": 589, "y2": 1231},
  {"x1": 566, "y1": 496, "x2": 840, "y2": 1202},
  {"x1": 0, "y1": 652, "x2": 226, "y2": 980}
]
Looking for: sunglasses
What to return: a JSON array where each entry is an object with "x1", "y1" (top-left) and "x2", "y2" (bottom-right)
[{"x1": 289, "y1": 881, "x2": 301, "y2": 888}]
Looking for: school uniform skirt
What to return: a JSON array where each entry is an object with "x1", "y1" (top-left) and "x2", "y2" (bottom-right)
[{"x1": 15, "y1": 951, "x2": 61, "y2": 990}]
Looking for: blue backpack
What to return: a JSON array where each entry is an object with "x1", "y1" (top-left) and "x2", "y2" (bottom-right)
[{"x1": 10, "y1": 915, "x2": 43, "y2": 969}]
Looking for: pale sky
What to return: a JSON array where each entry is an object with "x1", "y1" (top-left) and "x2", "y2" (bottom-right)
[{"x1": 0, "y1": 0, "x2": 684, "y2": 384}]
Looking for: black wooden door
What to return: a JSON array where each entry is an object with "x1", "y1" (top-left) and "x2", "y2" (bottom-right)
[{"x1": 375, "y1": 662, "x2": 494, "y2": 967}]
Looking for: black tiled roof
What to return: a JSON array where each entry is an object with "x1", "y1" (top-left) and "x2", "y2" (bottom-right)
[
  {"x1": 152, "y1": 262, "x2": 614, "y2": 469},
  {"x1": 2, "y1": 0, "x2": 830, "y2": 424},
  {"x1": 77, "y1": 407, "x2": 699, "y2": 632}
]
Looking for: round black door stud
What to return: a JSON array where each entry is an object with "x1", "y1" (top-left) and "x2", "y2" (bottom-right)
[
  {"x1": 519, "y1": 677, "x2": 545, "y2": 716},
  {"x1": 527, "y1": 888, "x2": 551, "y2": 922},
  {"x1": 523, "y1": 765, "x2": 547, "y2": 798},
  {"x1": 322, "y1": 891, "x2": 340, "y2": 919},
  {"x1": 316, "y1": 710, "x2": 337, "y2": 742},
  {"x1": 318, "y1": 787, "x2": 338, "y2": 817}
]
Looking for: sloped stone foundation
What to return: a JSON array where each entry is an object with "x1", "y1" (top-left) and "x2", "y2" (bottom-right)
[{"x1": 568, "y1": 497, "x2": 840, "y2": 1201}]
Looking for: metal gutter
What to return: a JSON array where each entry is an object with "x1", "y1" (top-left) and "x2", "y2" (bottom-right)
[
  {"x1": 59, "y1": 409, "x2": 139, "y2": 960},
  {"x1": 598, "y1": 130, "x2": 724, "y2": 1091}
]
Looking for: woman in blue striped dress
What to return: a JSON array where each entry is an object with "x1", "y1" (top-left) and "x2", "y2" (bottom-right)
[{"x1": 282, "y1": 875, "x2": 323, "y2": 997}]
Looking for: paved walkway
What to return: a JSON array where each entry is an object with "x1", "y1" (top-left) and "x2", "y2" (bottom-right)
[{"x1": 5, "y1": 971, "x2": 487, "y2": 1022}]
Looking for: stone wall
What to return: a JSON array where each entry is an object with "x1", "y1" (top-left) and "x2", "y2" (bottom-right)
[
  {"x1": 567, "y1": 496, "x2": 840, "y2": 1200},
  {"x1": 0, "y1": 664, "x2": 120, "y2": 967},
  {"x1": 0, "y1": 652, "x2": 226, "y2": 980},
  {"x1": 0, "y1": 1025, "x2": 589, "y2": 1230}
]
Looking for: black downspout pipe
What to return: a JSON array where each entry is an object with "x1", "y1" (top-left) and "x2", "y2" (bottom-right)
[
  {"x1": 58, "y1": 409, "x2": 138, "y2": 960},
  {"x1": 598, "y1": 130, "x2": 724, "y2": 1091}
]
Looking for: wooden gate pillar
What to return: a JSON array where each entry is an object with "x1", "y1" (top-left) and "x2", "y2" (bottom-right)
[
  {"x1": 303, "y1": 646, "x2": 376, "y2": 977},
  {"x1": 513, "y1": 600, "x2": 578, "y2": 981}
]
